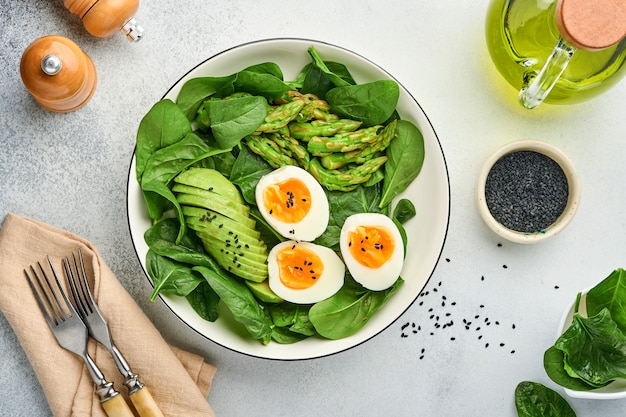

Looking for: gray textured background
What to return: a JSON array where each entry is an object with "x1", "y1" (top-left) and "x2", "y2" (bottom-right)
[{"x1": 2, "y1": 1, "x2": 626, "y2": 416}]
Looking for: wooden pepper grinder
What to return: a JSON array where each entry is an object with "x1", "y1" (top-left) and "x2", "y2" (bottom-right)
[
  {"x1": 64, "y1": 0, "x2": 144, "y2": 42},
  {"x1": 20, "y1": 35, "x2": 97, "y2": 113}
]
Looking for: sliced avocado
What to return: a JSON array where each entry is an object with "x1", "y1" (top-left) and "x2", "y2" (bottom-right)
[
  {"x1": 246, "y1": 280, "x2": 283, "y2": 303},
  {"x1": 178, "y1": 195, "x2": 256, "y2": 230},
  {"x1": 175, "y1": 167, "x2": 243, "y2": 204},
  {"x1": 184, "y1": 208, "x2": 261, "y2": 242},
  {"x1": 175, "y1": 167, "x2": 270, "y2": 283}
]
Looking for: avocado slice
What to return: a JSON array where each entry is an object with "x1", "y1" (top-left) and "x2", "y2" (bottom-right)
[
  {"x1": 176, "y1": 193, "x2": 256, "y2": 229},
  {"x1": 246, "y1": 280, "x2": 283, "y2": 303},
  {"x1": 173, "y1": 183, "x2": 253, "y2": 226},
  {"x1": 174, "y1": 167, "x2": 243, "y2": 204}
]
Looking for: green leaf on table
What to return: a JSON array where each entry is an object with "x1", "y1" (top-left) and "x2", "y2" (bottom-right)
[{"x1": 514, "y1": 381, "x2": 576, "y2": 417}]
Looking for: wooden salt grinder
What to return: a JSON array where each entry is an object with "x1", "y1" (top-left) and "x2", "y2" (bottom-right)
[{"x1": 20, "y1": 35, "x2": 97, "y2": 113}]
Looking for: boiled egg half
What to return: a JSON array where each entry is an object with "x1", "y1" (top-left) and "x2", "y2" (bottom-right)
[
  {"x1": 340, "y1": 213, "x2": 404, "y2": 291},
  {"x1": 255, "y1": 165, "x2": 329, "y2": 241},
  {"x1": 268, "y1": 241, "x2": 345, "y2": 304}
]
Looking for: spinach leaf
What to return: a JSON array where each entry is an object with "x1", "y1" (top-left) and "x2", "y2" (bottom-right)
[
  {"x1": 140, "y1": 132, "x2": 230, "y2": 186},
  {"x1": 268, "y1": 303, "x2": 316, "y2": 336},
  {"x1": 555, "y1": 307, "x2": 626, "y2": 386},
  {"x1": 299, "y1": 61, "x2": 356, "y2": 99},
  {"x1": 309, "y1": 275, "x2": 403, "y2": 340},
  {"x1": 514, "y1": 381, "x2": 576, "y2": 417},
  {"x1": 233, "y1": 70, "x2": 292, "y2": 100},
  {"x1": 229, "y1": 145, "x2": 273, "y2": 204},
  {"x1": 193, "y1": 266, "x2": 273, "y2": 344},
  {"x1": 270, "y1": 327, "x2": 310, "y2": 344},
  {"x1": 544, "y1": 346, "x2": 597, "y2": 391},
  {"x1": 186, "y1": 281, "x2": 220, "y2": 322},
  {"x1": 586, "y1": 268, "x2": 626, "y2": 333},
  {"x1": 136, "y1": 99, "x2": 192, "y2": 181},
  {"x1": 241, "y1": 62, "x2": 284, "y2": 79},
  {"x1": 140, "y1": 179, "x2": 186, "y2": 242},
  {"x1": 146, "y1": 250, "x2": 203, "y2": 301},
  {"x1": 204, "y1": 95, "x2": 268, "y2": 149},
  {"x1": 176, "y1": 75, "x2": 236, "y2": 120},
  {"x1": 379, "y1": 120, "x2": 425, "y2": 208},
  {"x1": 299, "y1": 64, "x2": 335, "y2": 99},
  {"x1": 392, "y1": 198, "x2": 416, "y2": 224},
  {"x1": 144, "y1": 218, "x2": 221, "y2": 270},
  {"x1": 306, "y1": 47, "x2": 352, "y2": 89},
  {"x1": 326, "y1": 80, "x2": 399, "y2": 127}
]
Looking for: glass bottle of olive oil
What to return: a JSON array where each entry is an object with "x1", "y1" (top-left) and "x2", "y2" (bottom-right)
[{"x1": 485, "y1": 0, "x2": 626, "y2": 105}]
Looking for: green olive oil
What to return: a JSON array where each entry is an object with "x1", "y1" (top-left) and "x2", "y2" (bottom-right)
[{"x1": 485, "y1": 0, "x2": 626, "y2": 104}]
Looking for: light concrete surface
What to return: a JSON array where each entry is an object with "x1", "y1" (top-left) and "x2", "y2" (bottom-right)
[{"x1": 1, "y1": 1, "x2": 625, "y2": 416}]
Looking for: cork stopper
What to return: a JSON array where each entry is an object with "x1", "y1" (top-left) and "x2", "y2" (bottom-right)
[
  {"x1": 556, "y1": 0, "x2": 626, "y2": 50},
  {"x1": 20, "y1": 35, "x2": 97, "y2": 113}
]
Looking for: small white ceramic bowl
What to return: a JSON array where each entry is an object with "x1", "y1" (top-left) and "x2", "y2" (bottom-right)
[
  {"x1": 557, "y1": 291, "x2": 626, "y2": 399},
  {"x1": 475, "y1": 140, "x2": 581, "y2": 244}
]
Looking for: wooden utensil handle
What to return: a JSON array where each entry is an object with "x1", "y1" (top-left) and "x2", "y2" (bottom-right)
[
  {"x1": 130, "y1": 386, "x2": 165, "y2": 417},
  {"x1": 101, "y1": 394, "x2": 135, "y2": 417}
]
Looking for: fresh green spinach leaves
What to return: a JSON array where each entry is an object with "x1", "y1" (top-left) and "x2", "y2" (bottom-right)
[{"x1": 544, "y1": 269, "x2": 626, "y2": 391}]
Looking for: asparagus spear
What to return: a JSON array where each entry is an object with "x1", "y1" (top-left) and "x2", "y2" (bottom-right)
[
  {"x1": 319, "y1": 120, "x2": 397, "y2": 169},
  {"x1": 289, "y1": 119, "x2": 362, "y2": 141},
  {"x1": 255, "y1": 100, "x2": 305, "y2": 133},
  {"x1": 307, "y1": 156, "x2": 388, "y2": 191},
  {"x1": 266, "y1": 132, "x2": 311, "y2": 169},
  {"x1": 307, "y1": 125, "x2": 383, "y2": 155},
  {"x1": 245, "y1": 135, "x2": 298, "y2": 168}
]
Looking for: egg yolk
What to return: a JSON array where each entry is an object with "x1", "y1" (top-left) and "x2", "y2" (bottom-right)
[
  {"x1": 276, "y1": 244, "x2": 324, "y2": 289},
  {"x1": 263, "y1": 178, "x2": 312, "y2": 224},
  {"x1": 347, "y1": 225, "x2": 395, "y2": 269}
]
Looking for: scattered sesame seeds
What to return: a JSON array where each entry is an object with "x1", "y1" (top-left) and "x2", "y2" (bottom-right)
[{"x1": 400, "y1": 270, "x2": 517, "y2": 360}]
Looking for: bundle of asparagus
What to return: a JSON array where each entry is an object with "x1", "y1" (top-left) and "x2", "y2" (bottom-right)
[{"x1": 243, "y1": 92, "x2": 398, "y2": 192}]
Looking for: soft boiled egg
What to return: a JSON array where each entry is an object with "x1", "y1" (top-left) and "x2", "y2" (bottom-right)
[
  {"x1": 340, "y1": 213, "x2": 404, "y2": 291},
  {"x1": 268, "y1": 241, "x2": 345, "y2": 304},
  {"x1": 255, "y1": 165, "x2": 329, "y2": 241}
]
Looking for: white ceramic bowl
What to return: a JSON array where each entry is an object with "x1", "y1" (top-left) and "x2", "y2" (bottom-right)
[
  {"x1": 475, "y1": 140, "x2": 580, "y2": 244},
  {"x1": 127, "y1": 38, "x2": 451, "y2": 360},
  {"x1": 557, "y1": 291, "x2": 626, "y2": 399}
]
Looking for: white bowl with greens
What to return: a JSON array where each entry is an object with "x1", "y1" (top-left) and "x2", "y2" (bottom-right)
[
  {"x1": 547, "y1": 269, "x2": 626, "y2": 398},
  {"x1": 127, "y1": 38, "x2": 450, "y2": 360}
]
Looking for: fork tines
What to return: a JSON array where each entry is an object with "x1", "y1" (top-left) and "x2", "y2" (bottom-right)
[{"x1": 25, "y1": 258, "x2": 78, "y2": 328}]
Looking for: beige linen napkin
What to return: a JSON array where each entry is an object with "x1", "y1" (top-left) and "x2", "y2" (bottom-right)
[{"x1": 0, "y1": 213, "x2": 217, "y2": 417}]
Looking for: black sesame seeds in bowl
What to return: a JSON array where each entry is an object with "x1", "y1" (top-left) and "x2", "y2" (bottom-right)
[{"x1": 475, "y1": 140, "x2": 581, "y2": 244}]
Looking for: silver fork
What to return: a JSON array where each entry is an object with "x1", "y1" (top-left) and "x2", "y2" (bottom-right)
[
  {"x1": 64, "y1": 250, "x2": 164, "y2": 417},
  {"x1": 25, "y1": 258, "x2": 135, "y2": 417}
]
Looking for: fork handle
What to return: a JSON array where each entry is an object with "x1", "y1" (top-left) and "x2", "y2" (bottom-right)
[
  {"x1": 101, "y1": 394, "x2": 135, "y2": 417},
  {"x1": 129, "y1": 386, "x2": 165, "y2": 417}
]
